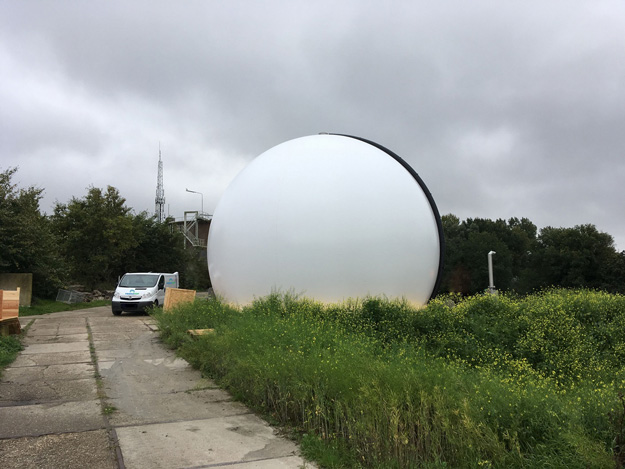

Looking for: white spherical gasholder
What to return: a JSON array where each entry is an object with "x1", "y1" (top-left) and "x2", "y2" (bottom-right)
[{"x1": 207, "y1": 134, "x2": 444, "y2": 306}]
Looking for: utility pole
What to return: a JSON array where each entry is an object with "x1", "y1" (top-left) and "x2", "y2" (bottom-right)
[{"x1": 155, "y1": 144, "x2": 166, "y2": 223}]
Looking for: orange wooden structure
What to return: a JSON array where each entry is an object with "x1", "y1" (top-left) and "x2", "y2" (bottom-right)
[
  {"x1": 163, "y1": 287, "x2": 196, "y2": 313},
  {"x1": 0, "y1": 288, "x2": 21, "y2": 335}
]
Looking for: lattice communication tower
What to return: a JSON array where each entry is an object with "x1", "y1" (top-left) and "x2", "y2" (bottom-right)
[{"x1": 155, "y1": 146, "x2": 166, "y2": 223}]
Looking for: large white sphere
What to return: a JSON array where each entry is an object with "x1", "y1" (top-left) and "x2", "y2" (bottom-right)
[{"x1": 207, "y1": 134, "x2": 444, "y2": 306}]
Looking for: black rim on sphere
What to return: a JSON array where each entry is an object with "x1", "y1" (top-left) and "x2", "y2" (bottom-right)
[{"x1": 329, "y1": 133, "x2": 445, "y2": 301}]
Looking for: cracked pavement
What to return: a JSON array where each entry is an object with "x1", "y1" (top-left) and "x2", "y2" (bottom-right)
[{"x1": 0, "y1": 306, "x2": 314, "y2": 468}]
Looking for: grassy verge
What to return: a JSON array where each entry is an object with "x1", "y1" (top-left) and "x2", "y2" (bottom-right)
[
  {"x1": 19, "y1": 299, "x2": 111, "y2": 316},
  {"x1": 0, "y1": 335, "x2": 22, "y2": 378},
  {"x1": 153, "y1": 290, "x2": 625, "y2": 468}
]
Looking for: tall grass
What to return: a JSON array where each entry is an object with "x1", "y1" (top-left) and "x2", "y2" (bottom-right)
[{"x1": 154, "y1": 289, "x2": 625, "y2": 468}]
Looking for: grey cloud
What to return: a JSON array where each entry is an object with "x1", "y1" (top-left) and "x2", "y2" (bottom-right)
[{"x1": 1, "y1": 0, "x2": 624, "y2": 249}]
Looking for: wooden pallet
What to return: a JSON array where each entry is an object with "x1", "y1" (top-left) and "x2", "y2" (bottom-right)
[{"x1": 186, "y1": 328, "x2": 215, "y2": 338}]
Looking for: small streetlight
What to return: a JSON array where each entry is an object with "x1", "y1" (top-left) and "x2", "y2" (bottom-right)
[
  {"x1": 185, "y1": 188, "x2": 203, "y2": 214},
  {"x1": 488, "y1": 251, "x2": 496, "y2": 295}
]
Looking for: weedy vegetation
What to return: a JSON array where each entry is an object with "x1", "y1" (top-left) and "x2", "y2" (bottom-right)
[
  {"x1": 154, "y1": 289, "x2": 625, "y2": 468},
  {"x1": 102, "y1": 404, "x2": 117, "y2": 416}
]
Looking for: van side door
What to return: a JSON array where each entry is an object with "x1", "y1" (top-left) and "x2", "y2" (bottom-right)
[{"x1": 157, "y1": 275, "x2": 165, "y2": 304}]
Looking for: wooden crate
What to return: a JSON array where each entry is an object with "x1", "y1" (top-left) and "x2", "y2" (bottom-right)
[
  {"x1": 163, "y1": 287, "x2": 196, "y2": 313},
  {"x1": 0, "y1": 288, "x2": 20, "y2": 320}
]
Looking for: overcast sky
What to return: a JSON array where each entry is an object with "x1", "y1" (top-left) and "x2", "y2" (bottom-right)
[{"x1": 1, "y1": 1, "x2": 624, "y2": 250}]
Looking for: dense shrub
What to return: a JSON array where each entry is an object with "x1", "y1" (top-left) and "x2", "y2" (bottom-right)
[{"x1": 154, "y1": 289, "x2": 625, "y2": 468}]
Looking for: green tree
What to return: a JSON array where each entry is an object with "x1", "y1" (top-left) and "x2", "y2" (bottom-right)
[
  {"x1": 52, "y1": 186, "x2": 138, "y2": 289},
  {"x1": 441, "y1": 214, "x2": 625, "y2": 295},
  {"x1": 441, "y1": 215, "x2": 536, "y2": 295},
  {"x1": 51, "y1": 186, "x2": 201, "y2": 290},
  {"x1": 0, "y1": 167, "x2": 63, "y2": 297},
  {"x1": 608, "y1": 250, "x2": 625, "y2": 294},
  {"x1": 529, "y1": 224, "x2": 621, "y2": 291},
  {"x1": 181, "y1": 246, "x2": 211, "y2": 290},
  {"x1": 124, "y1": 213, "x2": 190, "y2": 280},
  {"x1": 440, "y1": 214, "x2": 471, "y2": 293}
]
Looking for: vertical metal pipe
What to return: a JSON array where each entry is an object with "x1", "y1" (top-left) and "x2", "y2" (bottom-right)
[{"x1": 488, "y1": 251, "x2": 496, "y2": 293}]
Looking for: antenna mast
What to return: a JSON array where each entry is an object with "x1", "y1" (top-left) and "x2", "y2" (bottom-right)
[{"x1": 155, "y1": 144, "x2": 166, "y2": 222}]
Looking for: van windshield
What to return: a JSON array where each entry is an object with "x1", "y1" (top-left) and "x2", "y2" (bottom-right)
[{"x1": 119, "y1": 274, "x2": 159, "y2": 288}]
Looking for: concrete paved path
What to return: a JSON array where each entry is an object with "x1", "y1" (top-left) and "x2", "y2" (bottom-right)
[{"x1": 0, "y1": 306, "x2": 314, "y2": 468}]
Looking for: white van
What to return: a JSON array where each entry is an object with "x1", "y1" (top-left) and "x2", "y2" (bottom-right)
[{"x1": 112, "y1": 272, "x2": 179, "y2": 315}]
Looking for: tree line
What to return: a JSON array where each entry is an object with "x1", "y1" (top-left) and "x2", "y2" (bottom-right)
[
  {"x1": 0, "y1": 167, "x2": 207, "y2": 298},
  {"x1": 440, "y1": 214, "x2": 625, "y2": 295},
  {"x1": 2, "y1": 166, "x2": 624, "y2": 299}
]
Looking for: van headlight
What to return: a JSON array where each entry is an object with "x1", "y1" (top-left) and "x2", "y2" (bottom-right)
[{"x1": 113, "y1": 292, "x2": 120, "y2": 299}]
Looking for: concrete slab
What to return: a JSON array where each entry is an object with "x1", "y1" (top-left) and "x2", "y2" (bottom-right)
[
  {"x1": 58, "y1": 325, "x2": 91, "y2": 334},
  {"x1": 141, "y1": 357, "x2": 190, "y2": 370},
  {"x1": 10, "y1": 350, "x2": 92, "y2": 367},
  {"x1": 32, "y1": 306, "x2": 111, "y2": 319},
  {"x1": 90, "y1": 325, "x2": 146, "y2": 333},
  {"x1": 21, "y1": 342, "x2": 90, "y2": 355},
  {"x1": 27, "y1": 319, "x2": 85, "y2": 328},
  {"x1": 229, "y1": 456, "x2": 316, "y2": 468},
  {"x1": 0, "y1": 429, "x2": 117, "y2": 469},
  {"x1": 91, "y1": 315, "x2": 145, "y2": 322},
  {"x1": 30, "y1": 315, "x2": 87, "y2": 321},
  {"x1": 92, "y1": 339, "x2": 147, "y2": 352},
  {"x1": 23, "y1": 324, "x2": 59, "y2": 336},
  {"x1": 1, "y1": 363, "x2": 94, "y2": 383},
  {"x1": 0, "y1": 377, "x2": 98, "y2": 404},
  {"x1": 115, "y1": 414, "x2": 308, "y2": 469},
  {"x1": 25, "y1": 326, "x2": 87, "y2": 336},
  {"x1": 22, "y1": 333, "x2": 89, "y2": 344},
  {"x1": 91, "y1": 332, "x2": 144, "y2": 342},
  {"x1": 99, "y1": 360, "x2": 206, "y2": 396},
  {"x1": 93, "y1": 343, "x2": 173, "y2": 359},
  {"x1": 0, "y1": 401, "x2": 105, "y2": 438},
  {"x1": 0, "y1": 306, "x2": 317, "y2": 468},
  {"x1": 89, "y1": 317, "x2": 149, "y2": 326},
  {"x1": 95, "y1": 349, "x2": 135, "y2": 360},
  {"x1": 25, "y1": 318, "x2": 65, "y2": 325},
  {"x1": 107, "y1": 390, "x2": 248, "y2": 426}
]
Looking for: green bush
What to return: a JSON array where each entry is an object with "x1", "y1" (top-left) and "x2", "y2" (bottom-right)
[{"x1": 154, "y1": 290, "x2": 625, "y2": 468}]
